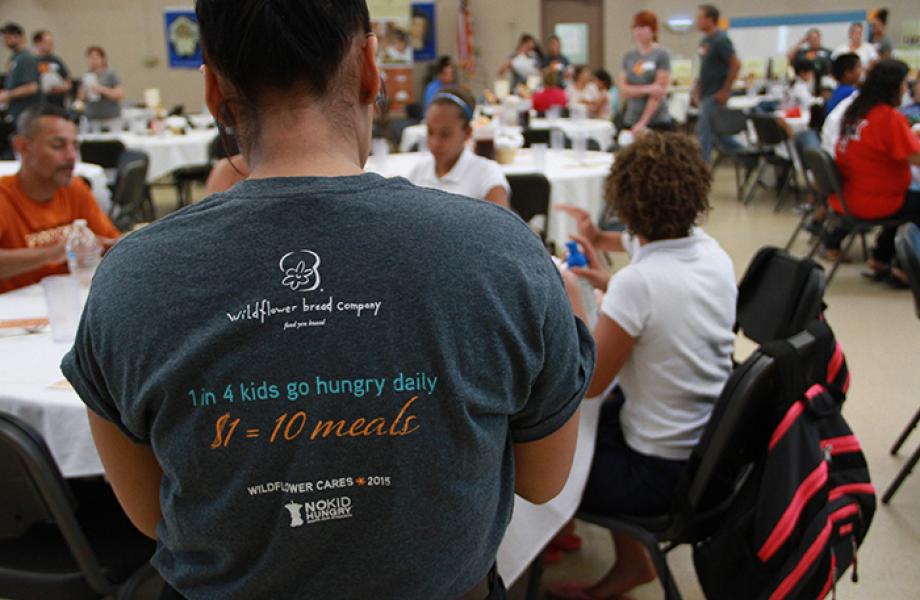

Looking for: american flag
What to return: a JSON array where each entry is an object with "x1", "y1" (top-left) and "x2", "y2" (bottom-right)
[{"x1": 457, "y1": 0, "x2": 475, "y2": 75}]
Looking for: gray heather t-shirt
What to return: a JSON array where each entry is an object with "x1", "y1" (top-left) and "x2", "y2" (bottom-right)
[
  {"x1": 62, "y1": 173, "x2": 595, "y2": 599},
  {"x1": 5, "y1": 49, "x2": 41, "y2": 120},
  {"x1": 621, "y1": 47, "x2": 672, "y2": 127},
  {"x1": 83, "y1": 69, "x2": 121, "y2": 120},
  {"x1": 699, "y1": 30, "x2": 736, "y2": 98}
]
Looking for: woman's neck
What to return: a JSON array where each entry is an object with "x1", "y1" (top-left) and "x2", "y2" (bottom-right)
[
  {"x1": 245, "y1": 105, "x2": 368, "y2": 179},
  {"x1": 638, "y1": 41, "x2": 655, "y2": 53},
  {"x1": 435, "y1": 150, "x2": 463, "y2": 178}
]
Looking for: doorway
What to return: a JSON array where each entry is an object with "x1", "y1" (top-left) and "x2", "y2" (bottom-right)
[{"x1": 542, "y1": 0, "x2": 604, "y2": 68}]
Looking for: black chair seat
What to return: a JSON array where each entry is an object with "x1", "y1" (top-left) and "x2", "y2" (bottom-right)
[{"x1": 578, "y1": 510, "x2": 671, "y2": 536}]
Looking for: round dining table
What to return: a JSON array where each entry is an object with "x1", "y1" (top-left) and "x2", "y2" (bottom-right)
[
  {"x1": 399, "y1": 117, "x2": 615, "y2": 153},
  {"x1": 80, "y1": 128, "x2": 219, "y2": 183},
  {"x1": 367, "y1": 148, "x2": 614, "y2": 245},
  {"x1": 0, "y1": 281, "x2": 604, "y2": 587}
]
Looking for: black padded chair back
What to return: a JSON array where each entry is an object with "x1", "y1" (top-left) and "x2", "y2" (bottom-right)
[
  {"x1": 750, "y1": 113, "x2": 788, "y2": 146},
  {"x1": 0, "y1": 412, "x2": 118, "y2": 597},
  {"x1": 111, "y1": 158, "x2": 150, "y2": 229},
  {"x1": 506, "y1": 173, "x2": 551, "y2": 240},
  {"x1": 802, "y1": 147, "x2": 851, "y2": 215},
  {"x1": 680, "y1": 328, "x2": 820, "y2": 521},
  {"x1": 710, "y1": 107, "x2": 748, "y2": 137},
  {"x1": 79, "y1": 140, "x2": 126, "y2": 170},
  {"x1": 736, "y1": 247, "x2": 825, "y2": 345},
  {"x1": 896, "y1": 223, "x2": 920, "y2": 320},
  {"x1": 793, "y1": 129, "x2": 821, "y2": 158},
  {"x1": 522, "y1": 128, "x2": 550, "y2": 148}
]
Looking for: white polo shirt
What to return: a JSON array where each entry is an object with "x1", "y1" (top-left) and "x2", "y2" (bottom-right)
[
  {"x1": 601, "y1": 228, "x2": 737, "y2": 460},
  {"x1": 408, "y1": 149, "x2": 510, "y2": 201}
]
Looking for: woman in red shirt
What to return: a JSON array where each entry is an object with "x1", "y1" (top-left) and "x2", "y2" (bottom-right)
[
  {"x1": 834, "y1": 59, "x2": 920, "y2": 284},
  {"x1": 531, "y1": 68, "x2": 568, "y2": 114}
]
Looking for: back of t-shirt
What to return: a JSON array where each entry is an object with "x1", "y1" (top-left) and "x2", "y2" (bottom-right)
[{"x1": 63, "y1": 173, "x2": 593, "y2": 599}]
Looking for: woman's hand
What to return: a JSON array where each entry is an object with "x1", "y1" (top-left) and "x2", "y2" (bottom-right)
[
  {"x1": 631, "y1": 122, "x2": 648, "y2": 137},
  {"x1": 567, "y1": 233, "x2": 611, "y2": 291},
  {"x1": 555, "y1": 204, "x2": 601, "y2": 246}
]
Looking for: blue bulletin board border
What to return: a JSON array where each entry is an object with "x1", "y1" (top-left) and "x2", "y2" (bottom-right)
[
  {"x1": 164, "y1": 8, "x2": 203, "y2": 69},
  {"x1": 730, "y1": 11, "x2": 867, "y2": 28}
]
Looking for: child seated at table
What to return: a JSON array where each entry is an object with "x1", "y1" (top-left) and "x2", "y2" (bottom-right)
[
  {"x1": 551, "y1": 132, "x2": 737, "y2": 599},
  {"x1": 531, "y1": 68, "x2": 568, "y2": 114},
  {"x1": 408, "y1": 87, "x2": 510, "y2": 207}
]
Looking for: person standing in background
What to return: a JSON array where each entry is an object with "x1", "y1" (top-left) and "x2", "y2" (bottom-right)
[
  {"x1": 32, "y1": 30, "x2": 71, "y2": 109},
  {"x1": 833, "y1": 22, "x2": 879, "y2": 70},
  {"x1": 78, "y1": 46, "x2": 124, "y2": 123},
  {"x1": 693, "y1": 4, "x2": 742, "y2": 164},
  {"x1": 0, "y1": 22, "x2": 42, "y2": 123},
  {"x1": 869, "y1": 8, "x2": 893, "y2": 61},
  {"x1": 542, "y1": 35, "x2": 571, "y2": 77},
  {"x1": 786, "y1": 28, "x2": 832, "y2": 97},
  {"x1": 497, "y1": 34, "x2": 542, "y2": 90},
  {"x1": 618, "y1": 10, "x2": 672, "y2": 136}
]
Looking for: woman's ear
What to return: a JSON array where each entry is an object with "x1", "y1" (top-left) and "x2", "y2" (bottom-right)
[{"x1": 360, "y1": 34, "x2": 382, "y2": 104}]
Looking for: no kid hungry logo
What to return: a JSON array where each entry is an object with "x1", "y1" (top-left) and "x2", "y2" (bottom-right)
[{"x1": 224, "y1": 250, "x2": 383, "y2": 329}]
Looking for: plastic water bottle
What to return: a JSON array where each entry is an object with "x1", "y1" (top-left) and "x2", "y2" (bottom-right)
[
  {"x1": 564, "y1": 241, "x2": 598, "y2": 328},
  {"x1": 565, "y1": 241, "x2": 588, "y2": 268},
  {"x1": 66, "y1": 219, "x2": 102, "y2": 289}
]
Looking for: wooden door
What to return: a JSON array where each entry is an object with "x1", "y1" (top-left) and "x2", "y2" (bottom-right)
[{"x1": 542, "y1": 0, "x2": 604, "y2": 69}]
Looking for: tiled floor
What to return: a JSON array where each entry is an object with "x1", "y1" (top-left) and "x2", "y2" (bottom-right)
[
  {"x1": 540, "y1": 165, "x2": 920, "y2": 599},
  {"x1": 143, "y1": 166, "x2": 920, "y2": 599}
]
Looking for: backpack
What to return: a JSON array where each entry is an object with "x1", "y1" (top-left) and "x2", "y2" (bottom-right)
[{"x1": 693, "y1": 319, "x2": 875, "y2": 600}]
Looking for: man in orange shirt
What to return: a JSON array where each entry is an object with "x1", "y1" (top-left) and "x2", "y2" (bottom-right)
[{"x1": 0, "y1": 104, "x2": 121, "y2": 293}]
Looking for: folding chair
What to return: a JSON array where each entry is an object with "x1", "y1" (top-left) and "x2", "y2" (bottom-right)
[
  {"x1": 801, "y1": 147, "x2": 907, "y2": 285},
  {"x1": 110, "y1": 158, "x2": 150, "y2": 231},
  {"x1": 709, "y1": 107, "x2": 763, "y2": 202},
  {"x1": 0, "y1": 412, "x2": 156, "y2": 600},
  {"x1": 746, "y1": 114, "x2": 801, "y2": 211},
  {"x1": 736, "y1": 246, "x2": 825, "y2": 346},
  {"x1": 784, "y1": 130, "x2": 823, "y2": 251},
  {"x1": 506, "y1": 173, "x2": 551, "y2": 242},
  {"x1": 576, "y1": 329, "x2": 821, "y2": 600},
  {"x1": 522, "y1": 128, "x2": 550, "y2": 148},
  {"x1": 883, "y1": 223, "x2": 920, "y2": 503}
]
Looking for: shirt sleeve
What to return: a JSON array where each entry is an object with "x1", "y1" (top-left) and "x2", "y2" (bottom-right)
[
  {"x1": 600, "y1": 266, "x2": 651, "y2": 338},
  {"x1": 885, "y1": 108, "x2": 920, "y2": 161},
  {"x1": 656, "y1": 49, "x2": 672, "y2": 72},
  {"x1": 509, "y1": 257, "x2": 595, "y2": 443},
  {"x1": 104, "y1": 71, "x2": 121, "y2": 87},
  {"x1": 11, "y1": 55, "x2": 40, "y2": 87},
  {"x1": 75, "y1": 180, "x2": 122, "y2": 238},
  {"x1": 61, "y1": 298, "x2": 148, "y2": 444},
  {"x1": 478, "y1": 159, "x2": 510, "y2": 198},
  {"x1": 716, "y1": 35, "x2": 736, "y2": 63}
]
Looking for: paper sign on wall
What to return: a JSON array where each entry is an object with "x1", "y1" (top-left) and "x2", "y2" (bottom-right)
[{"x1": 555, "y1": 23, "x2": 588, "y2": 66}]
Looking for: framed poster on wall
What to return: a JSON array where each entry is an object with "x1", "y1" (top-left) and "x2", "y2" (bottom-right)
[
  {"x1": 163, "y1": 7, "x2": 202, "y2": 69},
  {"x1": 411, "y1": 2, "x2": 436, "y2": 62}
]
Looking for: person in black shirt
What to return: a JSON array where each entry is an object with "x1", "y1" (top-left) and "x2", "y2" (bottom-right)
[
  {"x1": 786, "y1": 28, "x2": 832, "y2": 97},
  {"x1": 32, "y1": 30, "x2": 71, "y2": 108}
]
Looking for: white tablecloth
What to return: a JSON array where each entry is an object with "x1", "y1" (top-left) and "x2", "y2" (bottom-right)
[
  {"x1": 0, "y1": 161, "x2": 112, "y2": 213},
  {"x1": 80, "y1": 129, "x2": 219, "y2": 182},
  {"x1": 399, "y1": 118, "x2": 615, "y2": 153},
  {"x1": 0, "y1": 285, "x2": 103, "y2": 478},
  {"x1": 367, "y1": 149, "x2": 613, "y2": 244},
  {"x1": 0, "y1": 282, "x2": 603, "y2": 586}
]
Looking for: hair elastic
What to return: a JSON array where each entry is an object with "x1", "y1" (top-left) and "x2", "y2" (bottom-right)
[{"x1": 431, "y1": 92, "x2": 473, "y2": 121}]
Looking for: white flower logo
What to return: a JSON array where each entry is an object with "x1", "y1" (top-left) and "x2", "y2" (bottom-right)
[{"x1": 279, "y1": 250, "x2": 321, "y2": 292}]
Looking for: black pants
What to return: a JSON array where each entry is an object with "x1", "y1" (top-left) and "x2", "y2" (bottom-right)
[
  {"x1": 823, "y1": 189, "x2": 920, "y2": 263},
  {"x1": 159, "y1": 564, "x2": 506, "y2": 599}
]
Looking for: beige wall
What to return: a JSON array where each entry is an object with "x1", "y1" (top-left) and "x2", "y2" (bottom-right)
[{"x1": 2, "y1": 0, "x2": 917, "y2": 110}]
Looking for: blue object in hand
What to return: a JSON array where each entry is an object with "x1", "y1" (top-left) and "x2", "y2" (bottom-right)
[{"x1": 565, "y1": 241, "x2": 588, "y2": 268}]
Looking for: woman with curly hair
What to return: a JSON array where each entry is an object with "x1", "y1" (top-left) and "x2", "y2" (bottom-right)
[{"x1": 552, "y1": 132, "x2": 737, "y2": 599}]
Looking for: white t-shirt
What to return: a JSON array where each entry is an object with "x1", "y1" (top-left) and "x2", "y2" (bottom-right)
[
  {"x1": 832, "y1": 43, "x2": 878, "y2": 69},
  {"x1": 601, "y1": 228, "x2": 737, "y2": 460},
  {"x1": 821, "y1": 93, "x2": 856, "y2": 156},
  {"x1": 567, "y1": 82, "x2": 600, "y2": 107},
  {"x1": 408, "y1": 149, "x2": 511, "y2": 201}
]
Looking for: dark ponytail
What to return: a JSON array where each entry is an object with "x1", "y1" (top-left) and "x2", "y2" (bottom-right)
[{"x1": 840, "y1": 59, "x2": 908, "y2": 138}]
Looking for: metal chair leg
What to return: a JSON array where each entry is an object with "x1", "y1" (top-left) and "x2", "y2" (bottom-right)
[
  {"x1": 891, "y1": 406, "x2": 920, "y2": 455},
  {"x1": 742, "y1": 162, "x2": 766, "y2": 206},
  {"x1": 883, "y1": 442, "x2": 920, "y2": 504},
  {"x1": 860, "y1": 232, "x2": 869, "y2": 261},
  {"x1": 826, "y1": 233, "x2": 859, "y2": 285}
]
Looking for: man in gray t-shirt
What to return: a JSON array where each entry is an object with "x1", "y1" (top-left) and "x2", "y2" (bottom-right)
[
  {"x1": 621, "y1": 46, "x2": 672, "y2": 129},
  {"x1": 0, "y1": 23, "x2": 42, "y2": 122},
  {"x1": 693, "y1": 5, "x2": 742, "y2": 164}
]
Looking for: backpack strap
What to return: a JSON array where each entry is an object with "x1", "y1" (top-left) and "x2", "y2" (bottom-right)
[{"x1": 760, "y1": 338, "x2": 808, "y2": 414}]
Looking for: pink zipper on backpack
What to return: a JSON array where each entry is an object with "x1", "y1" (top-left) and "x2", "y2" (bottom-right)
[{"x1": 819, "y1": 435, "x2": 862, "y2": 456}]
